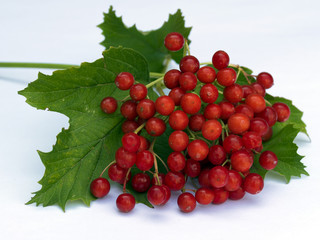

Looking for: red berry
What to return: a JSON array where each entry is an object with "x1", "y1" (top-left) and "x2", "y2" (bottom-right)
[
  {"x1": 164, "y1": 171, "x2": 186, "y2": 191},
  {"x1": 195, "y1": 188, "x2": 215, "y2": 205},
  {"x1": 164, "y1": 69, "x2": 181, "y2": 89},
  {"x1": 212, "y1": 50, "x2": 230, "y2": 70},
  {"x1": 219, "y1": 101, "x2": 235, "y2": 120},
  {"x1": 197, "y1": 66, "x2": 216, "y2": 83},
  {"x1": 209, "y1": 166, "x2": 229, "y2": 188},
  {"x1": 147, "y1": 185, "x2": 166, "y2": 205},
  {"x1": 245, "y1": 93, "x2": 266, "y2": 113},
  {"x1": 235, "y1": 104, "x2": 254, "y2": 120},
  {"x1": 229, "y1": 187, "x2": 245, "y2": 200},
  {"x1": 131, "y1": 173, "x2": 151, "y2": 192},
  {"x1": 272, "y1": 102, "x2": 290, "y2": 122},
  {"x1": 164, "y1": 32, "x2": 184, "y2": 51},
  {"x1": 116, "y1": 193, "x2": 135, "y2": 212},
  {"x1": 201, "y1": 119, "x2": 222, "y2": 141},
  {"x1": 198, "y1": 169, "x2": 211, "y2": 188},
  {"x1": 223, "y1": 134, "x2": 243, "y2": 153},
  {"x1": 161, "y1": 185, "x2": 171, "y2": 205},
  {"x1": 167, "y1": 152, "x2": 186, "y2": 172},
  {"x1": 100, "y1": 97, "x2": 118, "y2": 114},
  {"x1": 224, "y1": 170, "x2": 242, "y2": 192},
  {"x1": 137, "y1": 136, "x2": 149, "y2": 152},
  {"x1": 184, "y1": 159, "x2": 201, "y2": 177},
  {"x1": 242, "y1": 85, "x2": 256, "y2": 98},
  {"x1": 257, "y1": 72, "x2": 274, "y2": 89},
  {"x1": 115, "y1": 72, "x2": 135, "y2": 90},
  {"x1": 251, "y1": 82, "x2": 266, "y2": 97},
  {"x1": 255, "y1": 106, "x2": 278, "y2": 127},
  {"x1": 250, "y1": 117, "x2": 269, "y2": 136},
  {"x1": 217, "y1": 68, "x2": 236, "y2": 86},
  {"x1": 208, "y1": 145, "x2": 226, "y2": 165},
  {"x1": 243, "y1": 173, "x2": 264, "y2": 194},
  {"x1": 169, "y1": 87, "x2": 185, "y2": 106},
  {"x1": 168, "y1": 130, "x2": 189, "y2": 152},
  {"x1": 177, "y1": 192, "x2": 196, "y2": 213},
  {"x1": 90, "y1": 177, "x2": 110, "y2": 198},
  {"x1": 179, "y1": 72, "x2": 197, "y2": 91},
  {"x1": 145, "y1": 117, "x2": 166, "y2": 136},
  {"x1": 200, "y1": 84, "x2": 219, "y2": 103},
  {"x1": 121, "y1": 120, "x2": 139, "y2": 133},
  {"x1": 187, "y1": 139, "x2": 209, "y2": 161},
  {"x1": 259, "y1": 151, "x2": 278, "y2": 170},
  {"x1": 136, "y1": 150, "x2": 154, "y2": 171},
  {"x1": 223, "y1": 84, "x2": 244, "y2": 103},
  {"x1": 136, "y1": 99, "x2": 155, "y2": 120},
  {"x1": 227, "y1": 113, "x2": 250, "y2": 134},
  {"x1": 122, "y1": 132, "x2": 140, "y2": 153},
  {"x1": 151, "y1": 173, "x2": 166, "y2": 185},
  {"x1": 129, "y1": 83, "x2": 147, "y2": 101},
  {"x1": 120, "y1": 100, "x2": 137, "y2": 120},
  {"x1": 188, "y1": 114, "x2": 206, "y2": 131},
  {"x1": 180, "y1": 93, "x2": 201, "y2": 114},
  {"x1": 155, "y1": 96, "x2": 175, "y2": 116},
  {"x1": 108, "y1": 163, "x2": 128, "y2": 183},
  {"x1": 212, "y1": 188, "x2": 229, "y2": 204},
  {"x1": 115, "y1": 147, "x2": 136, "y2": 169},
  {"x1": 242, "y1": 131, "x2": 262, "y2": 150},
  {"x1": 169, "y1": 110, "x2": 189, "y2": 130},
  {"x1": 230, "y1": 149, "x2": 253, "y2": 173},
  {"x1": 204, "y1": 103, "x2": 222, "y2": 120},
  {"x1": 179, "y1": 55, "x2": 200, "y2": 73}
]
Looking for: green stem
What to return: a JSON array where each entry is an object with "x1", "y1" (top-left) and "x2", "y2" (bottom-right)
[
  {"x1": 150, "y1": 72, "x2": 164, "y2": 78},
  {"x1": 199, "y1": 62, "x2": 212, "y2": 65},
  {"x1": 0, "y1": 62, "x2": 78, "y2": 69},
  {"x1": 145, "y1": 77, "x2": 164, "y2": 89}
]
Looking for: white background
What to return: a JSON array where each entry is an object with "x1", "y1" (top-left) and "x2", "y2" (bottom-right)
[{"x1": 0, "y1": 0, "x2": 319, "y2": 239}]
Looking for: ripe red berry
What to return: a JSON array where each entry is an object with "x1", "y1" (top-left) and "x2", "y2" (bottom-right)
[
  {"x1": 223, "y1": 84, "x2": 244, "y2": 103},
  {"x1": 100, "y1": 97, "x2": 118, "y2": 114},
  {"x1": 217, "y1": 68, "x2": 237, "y2": 86},
  {"x1": 151, "y1": 173, "x2": 166, "y2": 186},
  {"x1": 90, "y1": 177, "x2": 110, "y2": 198},
  {"x1": 208, "y1": 145, "x2": 226, "y2": 165},
  {"x1": 204, "y1": 103, "x2": 222, "y2": 120},
  {"x1": 120, "y1": 100, "x2": 138, "y2": 120},
  {"x1": 251, "y1": 82, "x2": 266, "y2": 97},
  {"x1": 200, "y1": 84, "x2": 219, "y2": 103},
  {"x1": 223, "y1": 134, "x2": 243, "y2": 153},
  {"x1": 121, "y1": 120, "x2": 139, "y2": 133},
  {"x1": 250, "y1": 117, "x2": 269, "y2": 136},
  {"x1": 164, "y1": 171, "x2": 186, "y2": 191},
  {"x1": 155, "y1": 96, "x2": 175, "y2": 116},
  {"x1": 129, "y1": 83, "x2": 147, "y2": 101},
  {"x1": 187, "y1": 139, "x2": 209, "y2": 161},
  {"x1": 160, "y1": 185, "x2": 171, "y2": 205},
  {"x1": 168, "y1": 130, "x2": 189, "y2": 152},
  {"x1": 147, "y1": 185, "x2": 166, "y2": 205},
  {"x1": 224, "y1": 170, "x2": 242, "y2": 192},
  {"x1": 116, "y1": 193, "x2": 135, "y2": 212},
  {"x1": 259, "y1": 151, "x2": 278, "y2": 170},
  {"x1": 179, "y1": 72, "x2": 197, "y2": 91},
  {"x1": 219, "y1": 101, "x2": 235, "y2": 120},
  {"x1": 115, "y1": 147, "x2": 136, "y2": 169},
  {"x1": 201, "y1": 119, "x2": 222, "y2": 141},
  {"x1": 169, "y1": 87, "x2": 185, "y2": 106},
  {"x1": 188, "y1": 114, "x2": 206, "y2": 131},
  {"x1": 227, "y1": 113, "x2": 250, "y2": 134},
  {"x1": 242, "y1": 131, "x2": 262, "y2": 150},
  {"x1": 272, "y1": 102, "x2": 290, "y2": 122},
  {"x1": 169, "y1": 110, "x2": 189, "y2": 130},
  {"x1": 229, "y1": 187, "x2": 245, "y2": 200},
  {"x1": 235, "y1": 104, "x2": 254, "y2": 120},
  {"x1": 230, "y1": 149, "x2": 253, "y2": 173},
  {"x1": 212, "y1": 50, "x2": 230, "y2": 70},
  {"x1": 257, "y1": 72, "x2": 274, "y2": 89},
  {"x1": 131, "y1": 173, "x2": 151, "y2": 192},
  {"x1": 212, "y1": 188, "x2": 229, "y2": 204},
  {"x1": 164, "y1": 69, "x2": 181, "y2": 89},
  {"x1": 115, "y1": 72, "x2": 135, "y2": 90},
  {"x1": 242, "y1": 85, "x2": 256, "y2": 98},
  {"x1": 108, "y1": 163, "x2": 128, "y2": 183},
  {"x1": 122, "y1": 132, "x2": 141, "y2": 153},
  {"x1": 245, "y1": 93, "x2": 266, "y2": 113},
  {"x1": 198, "y1": 169, "x2": 211, "y2": 188},
  {"x1": 184, "y1": 159, "x2": 201, "y2": 177},
  {"x1": 179, "y1": 55, "x2": 200, "y2": 73},
  {"x1": 167, "y1": 152, "x2": 186, "y2": 172},
  {"x1": 145, "y1": 117, "x2": 166, "y2": 136},
  {"x1": 209, "y1": 166, "x2": 229, "y2": 188},
  {"x1": 136, "y1": 150, "x2": 154, "y2": 171},
  {"x1": 197, "y1": 66, "x2": 216, "y2": 83},
  {"x1": 255, "y1": 106, "x2": 278, "y2": 127},
  {"x1": 164, "y1": 32, "x2": 184, "y2": 51},
  {"x1": 177, "y1": 192, "x2": 196, "y2": 213},
  {"x1": 243, "y1": 173, "x2": 264, "y2": 194},
  {"x1": 180, "y1": 93, "x2": 202, "y2": 114},
  {"x1": 195, "y1": 188, "x2": 215, "y2": 205},
  {"x1": 136, "y1": 99, "x2": 155, "y2": 120},
  {"x1": 137, "y1": 136, "x2": 149, "y2": 152}
]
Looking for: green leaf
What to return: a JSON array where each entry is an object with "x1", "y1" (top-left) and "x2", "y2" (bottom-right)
[
  {"x1": 19, "y1": 47, "x2": 153, "y2": 210},
  {"x1": 252, "y1": 124, "x2": 309, "y2": 182},
  {"x1": 99, "y1": 6, "x2": 192, "y2": 72}
]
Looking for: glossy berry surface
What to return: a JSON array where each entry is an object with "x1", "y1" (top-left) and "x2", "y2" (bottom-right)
[
  {"x1": 145, "y1": 117, "x2": 166, "y2": 136},
  {"x1": 179, "y1": 55, "x2": 200, "y2": 73},
  {"x1": 136, "y1": 99, "x2": 155, "y2": 120},
  {"x1": 273, "y1": 102, "x2": 290, "y2": 122},
  {"x1": 136, "y1": 150, "x2": 154, "y2": 171},
  {"x1": 219, "y1": 101, "x2": 235, "y2": 120},
  {"x1": 129, "y1": 83, "x2": 147, "y2": 101},
  {"x1": 167, "y1": 152, "x2": 186, "y2": 172},
  {"x1": 223, "y1": 84, "x2": 244, "y2": 103},
  {"x1": 187, "y1": 139, "x2": 209, "y2": 161},
  {"x1": 245, "y1": 93, "x2": 266, "y2": 113},
  {"x1": 164, "y1": 171, "x2": 186, "y2": 191},
  {"x1": 208, "y1": 145, "x2": 226, "y2": 165},
  {"x1": 231, "y1": 149, "x2": 253, "y2": 173},
  {"x1": 115, "y1": 147, "x2": 136, "y2": 169},
  {"x1": 155, "y1": 96, "x2": 175, "y2": 116},
  {"x1": 197, "y1": 66, "x2": 216, "y2": 83},
  {"x1": 90, "y1": 177, "x2": 110, "y2": 198},
  {"x1": 228, "y1": 113, "x2": 250, "y2": 134},
  {"x1": 121, "y1": 120, "x2": 139, "y2": 133},
  {"x1": 223, "y1": 134, "x2": 243, "y2": 153},
  {"x1": 256, "y1": 106, "x2": 278, "y2": 127},
  {"x1": 184, "y1": 159, "x2": 201, "y2": 177},
  {"x1": 217, "y1": 68, "x2": 237, "y2": 86},
  {"x1": 257, "y1": 72, "x2": 274, "y2": 89},
  {"x1": 181, "y1": 93, "x2": 202, "y2": 114},
  {"x1": 164, "y1": 32, "x2": 184, "y2": 51},
  {"x1": 108, "y1": 163, "x2": 128, "y2": 183},
  {"x1": 120, "y1": 100, "x2": 137, "y2": 120},
  {"x1": 179, "y1": 72, "x2": 197, "y2": 91},
  {"x1": 250, "y1": 117, "x2": 269, "y2": 136},
  {"x1": 224, "y1": 170, "x2": 242, "y2": 192},
  {"x1": 115, "y1": 72, "x2": 135, "y2": 90},
  {"x1": 212, "y1": 188, "x2": 229, "y2": 204},
  {"x1": 195, "y1": 188, "x2": 215, "y2": 205},
  {"x1": 116, "y1": 193, "x2": 135, "y2": 213},
  {"x1": 100, "y1": 97, "x2": 118, "y2": 114},
  {"x1": 204, "y1": 103, "x2": 222, "y2": 120},
  {"x1": 201, "y1": 119, "x2": 222, "y2": 141},
  {"x1": 243, "y1": 173, "x2": 264, "y2": 194},
  {"x1": 177, "y1": 192, "x2": 196, "y2": 213},
  {"x1": 189, "y1": 114, "x2": 206, "y2": 131},
  {"x1": 121, "y1": 133, "x2": 140, "y2": 153},
  {"x1": 212, "y1": 50, "x2": 230, "y2": 70},
  {"x1": 131, "y1": 173, "x2": 151, "y2": 192},
  {"x1": 242, "y1": 131, "x2": 262, "y2": 150},
  {"x1": 164, "y1": 69, "x2": 181, "y2": 89},
  {"x1": 169, "y1": 110, "x2": 189, "y2": 130},
  {"x1": 235, "y1": 104, "x2": 254, "y2": 120},
  {"x1": 200, "y1": 84, "x2": 219, "y2": 103},
  {"x1": 169, "y1": 87, "x2": 185, "y2": 106},
  {"x1": 209, "y1": 166, "x2": 229, "y2": 188},
  {"x1": 168, "y1": 130, "x2": 189, "y2": 151},
  {"x1": 259, "y1": 151, "x2": 278, "y2": 170},
  {"x1": 147, "y1": 185, "x2": 166, "y2": 205}
]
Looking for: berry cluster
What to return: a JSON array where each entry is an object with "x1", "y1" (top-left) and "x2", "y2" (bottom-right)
[{"x1": 91, "y1": 32, "x2": 291, "y2": 213}]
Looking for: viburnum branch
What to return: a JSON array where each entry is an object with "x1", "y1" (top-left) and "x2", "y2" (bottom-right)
[
  {"x1": 154, "y1": 152, "x2": 169, "y2": 172},
  {"x1": 122, "y1": 168, "x2": 132, "y2": 193},
  {"x1": 99, "y1": 160, "x2": 116, "y2": 178},
  {"x1": 149, "y1": 139, "x2": 161, "y2": 185},
  {"x1": 145, "y1": 77, "x2": 164, "y2": 88},
  {"x1": 134, "y1": 122, "x2": 146, "y2": 134},
  {"x1": 228, "y1": 63, "x2": 252, "y2": 84}
]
